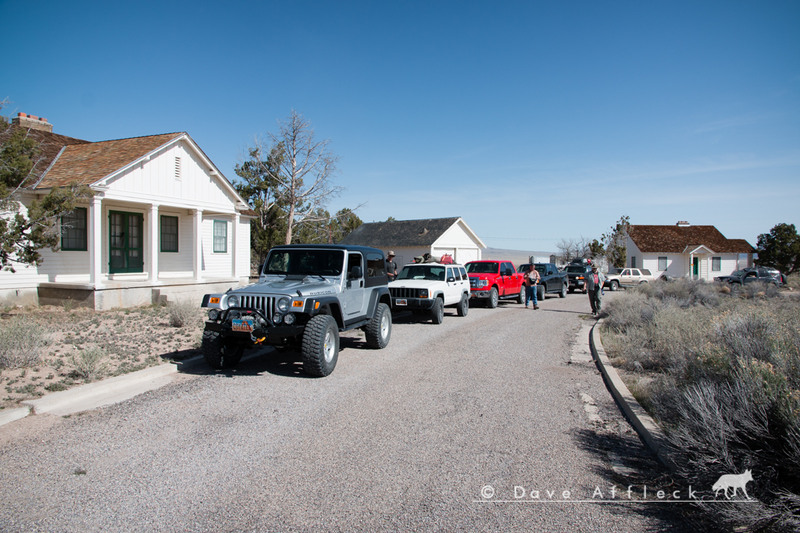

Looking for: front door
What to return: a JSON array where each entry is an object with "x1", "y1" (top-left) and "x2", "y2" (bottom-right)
[
  {"x1": 343, "y1": 252, "x2": 366, "y2": 318},
  {"x1": 692, "y1": 257, "x2": 699, "y2": 278},
  {"x1": 109, "y1": 211, "x2": 144, "y2": 274}
]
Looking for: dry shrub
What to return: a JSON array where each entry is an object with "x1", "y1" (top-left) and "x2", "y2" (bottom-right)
[
  {"x1": 69, "y1": 346, "x2": 108, "y2": 380},
  {"x1": 0, "y1": 317, "x2": 50, "y2": 369},
  {"x1": 168, "y1": 299, "x2": 201, "y2": 328},
  {"x1": 601, "y1": 279, "x2": 800, "y2": 530}
]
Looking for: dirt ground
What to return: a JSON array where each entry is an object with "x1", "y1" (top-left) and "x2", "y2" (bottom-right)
[{"x1": 0, "y1": 304, "x2": 205, "y2": 410}]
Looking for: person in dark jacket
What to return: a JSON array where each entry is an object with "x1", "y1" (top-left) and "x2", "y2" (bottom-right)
[{"x1": 585, "y1": 263, "x2": 606, "y2": 316}]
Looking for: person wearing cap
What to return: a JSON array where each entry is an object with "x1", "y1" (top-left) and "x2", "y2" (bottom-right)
[
  {"x1": 585, "y1": 263, "x2": 606, "y2": 316},
  {"x1": 386, "y1": 251, "x2": 398, "y2": 282}
]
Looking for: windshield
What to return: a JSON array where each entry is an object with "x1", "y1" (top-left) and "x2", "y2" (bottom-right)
[
  {"x1": 397, "y1": 265, "x2": 446, "y2": 281},
  {"x1": 466, "y1": 262, "x2": 498, "y2": 274},
  {"x1": 263, "y1": 249, "x2": 345, "y2": 276},
  {"x1": 565, "y1": 265, "x2": 588, "y2": 273}
]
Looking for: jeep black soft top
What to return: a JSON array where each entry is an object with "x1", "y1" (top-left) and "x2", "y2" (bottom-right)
[{"x1": 200, "y1": 244, "x2": 392, "y2": 377}]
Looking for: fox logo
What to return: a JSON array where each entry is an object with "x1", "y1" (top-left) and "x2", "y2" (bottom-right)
[{"x1": 712, "y1": 470, "x2": 753, "y2": 499}]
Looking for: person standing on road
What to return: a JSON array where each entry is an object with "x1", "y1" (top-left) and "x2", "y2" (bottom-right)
[
  {"x1": 586, "y1": 263, "x2": 605, "y2": 316},
  {"x1": 524, "y1": 265, "x2": 540, "y2": 309},
  {"x1": 386, "y1": 251, "x2": 398, "y2": 282}
]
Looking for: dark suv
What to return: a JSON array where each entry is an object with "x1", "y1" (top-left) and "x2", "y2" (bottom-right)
[
  {"x1": 565, "y1": 260, "x2": 593, "y2": 293},
  {"x1": 715, "y1": 267, "x2": 784, "y2": 286},
  {"x1": 200, "y1": 244, "x2": 392, "y2": 377}
]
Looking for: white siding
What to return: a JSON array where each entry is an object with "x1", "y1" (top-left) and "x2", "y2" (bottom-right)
[
  {"x1": 158, "y1": 211, "x2": 194, "y2": 278},
  {"x1": 202, "y1": 216, "x2": 232, "y2": 277},
  {"x1": 236, "y1": 219, "x2": 251, "y2": 278},
  {"x1": 103, "y1": 141, "x2": 237, "y2": 214}
]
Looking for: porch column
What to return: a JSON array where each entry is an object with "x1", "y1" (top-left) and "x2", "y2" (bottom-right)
[
  {"x1": 148, "y1": 204, "x2": 159, "y2": 282},
  {"x1": 193, "y1": 209, "x2": 203, "y2": 281},
  {"x1": 232, "y1": 212, "x2": 240, "y2": 278},
  {"x1": 89, "y1": 195, "x2": 103, "y2": 286}
]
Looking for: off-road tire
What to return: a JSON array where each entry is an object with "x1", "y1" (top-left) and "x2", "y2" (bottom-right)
[
  {"x1": 609, "y1": 280, "x2": 619, "y2": 291},
  {"x1": 431, "y1": 298, "x2": 445, "y2": 324},
  {"x1": 487, "y1": 287, "x2": 499, "y2": 308},
  {"x1": 365, "y1": 302, "x2": 391, "y2": 349},
  {"x1": 517, "y1": 286, "x2": 525, "y2": 304},
  {"x1": 457, "y1": 293, "x2": 469, "y2": 317},
  {"x1": 301, "y1": 314, "x2": 339, "y2": 377},
  {"x1": 202, "y1": 328, "x2": 244, "y2": 369},
  {"x1": 559, "y1": 283, "x2": 567, "y2": 298}
]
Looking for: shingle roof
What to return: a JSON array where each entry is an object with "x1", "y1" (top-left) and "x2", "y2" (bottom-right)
[
  {"x1": 2, "y1": 124, "x2": 185, "y2": 189},
  {"x1": 340, "y1": 217, "x2": 462, "y2": 247},
  {"x1": 628, "y1": 225, "x2": 754, "y2": 254},
  {"x1": 0, "y1": 125, "x2": 90, "y2": 182},
  {"x1": 35, "y1": 132, "x2": 183, "y2": 188}
]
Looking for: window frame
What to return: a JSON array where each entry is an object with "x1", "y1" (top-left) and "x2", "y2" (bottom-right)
[
  {"x1": 61, "y1": 207, "x2": 88, "y2": 251},
  {"x1": 712, "y1": 257, "x2": 722, "y2": 272},
  {"x1": 658, "y1": 256, "x2": 668, "y2": 271},
  {"x1": 213, "y1": 220, "x2": 228, "y2": 253},
  {"x1": 160, "y1": 215, "x2": 179, "y2": 253}
]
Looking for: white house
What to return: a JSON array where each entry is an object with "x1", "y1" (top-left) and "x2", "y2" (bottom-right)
[
  {"x1": 626, "y1": 222, "x2": 755, "y2": 281},
  {"x1": 0, "y1": 113, "x2": 252, "y2": 310},
  {"x1": 340, "y1": 217, "x2": 486, "y2": 267}
]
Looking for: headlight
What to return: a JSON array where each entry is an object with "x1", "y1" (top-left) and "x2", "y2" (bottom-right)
[
  {"x1": 277, "y1": 297, "x2": 291, "y2": 312},
  {"x1": 284, "y1": 313, "x2": 296, "y2": 325},
  {"x1": 226, "y1": 295, "x2": 240, "y2": 308},
  {"x1": 419, "y1": 290, "x2": 429, "y2": 298},
  {"x1": 477, "y1": 279, "x2": 488, "y2": 288},
  {"x1": 208, "y1": 309, "x2": 220, "y2": 321}
]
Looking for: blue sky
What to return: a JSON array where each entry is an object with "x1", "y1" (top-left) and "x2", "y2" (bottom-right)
[{"x1": 2, "y1": 0, "x2": 798, "y2": 253}]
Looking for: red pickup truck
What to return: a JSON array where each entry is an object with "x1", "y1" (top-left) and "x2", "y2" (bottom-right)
[{"x1": 465, "y1": 260, "x2": 525, "y2": 308}]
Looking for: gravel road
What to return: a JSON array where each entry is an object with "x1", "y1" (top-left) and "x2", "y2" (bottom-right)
[{"x1": 0, "y1": 293, "x2": 691, "y2": 532}]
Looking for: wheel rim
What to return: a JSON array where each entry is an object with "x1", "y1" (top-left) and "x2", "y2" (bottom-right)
[
  {"x1": 323, "y1": 328, "x2": 335, "y2": 362},
  {"x1": 380, "y1": 312, "x2": 390, "y2": 338}
]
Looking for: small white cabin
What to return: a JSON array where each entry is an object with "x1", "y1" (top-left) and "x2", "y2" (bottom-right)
[
  {"x1": 1, "y1": 113, "x2": 252, "y2": 310},
  {"x1": 626, "y1": 222, "x2": 754, "y2": 281}
]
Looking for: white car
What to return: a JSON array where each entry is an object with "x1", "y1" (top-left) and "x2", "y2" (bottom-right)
[
  {"x1": 389, "y1": 263, "x2": 470, "y2": 323},
  {"x1": 605, "y1": 268, "x2": 656, "y2": 290}
]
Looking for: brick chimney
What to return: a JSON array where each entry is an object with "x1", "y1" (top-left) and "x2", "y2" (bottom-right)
[{"x1": 11, "y1": 112, "x2": 53, "y2": 133}]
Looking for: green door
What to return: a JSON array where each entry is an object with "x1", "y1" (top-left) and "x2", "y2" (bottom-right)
[
  {"x1": 692, "y1": 257, "x2": 699, "y2": 278},
  {"x1": 109, "y1": 211, "x2": 144, "y2": 273}
]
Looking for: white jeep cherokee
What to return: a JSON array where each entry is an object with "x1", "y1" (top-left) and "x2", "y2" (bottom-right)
[{"x1": 388, "y1": 263, "x2": 470, "y2": 324}]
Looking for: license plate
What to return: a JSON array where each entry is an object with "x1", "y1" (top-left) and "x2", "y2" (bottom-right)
[
  {"x1": 396, "y1": 299, "x2": 407, "y2": 306},
  {"x1": 232, "y1": 318, "x2": 254, "y2": 332}
]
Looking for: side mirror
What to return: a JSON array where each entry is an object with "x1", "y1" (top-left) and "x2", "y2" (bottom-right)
[{"x1": 349, "y1": 265, "x2": 363, "y2": 279}]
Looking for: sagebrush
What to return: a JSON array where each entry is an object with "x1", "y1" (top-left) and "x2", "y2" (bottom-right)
[
  {"x1": 0, "y1": 317, "x2": 50, "y2": 369},
  {"x1": 601, "y1": 278, "x2": 800, "y2": 531}
]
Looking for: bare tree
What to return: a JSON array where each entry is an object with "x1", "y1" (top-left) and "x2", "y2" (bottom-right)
[
  {"x1": 257, "y1": 110, "x2": 343, "y2": 244},
  {"x1": 556, "y1": 237, "x2": 591, "y2": 263}
]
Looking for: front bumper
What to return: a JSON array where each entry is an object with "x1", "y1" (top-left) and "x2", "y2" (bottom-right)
[
  {"x1": 391, "y1": 297, "x2": 435, "y2": 310},
  {"x1": 470, "y1": 289, "x2": 491, "y2": 299},
  {"x1": 204, "y1": 319, "x2": 305, "y2": 343}
]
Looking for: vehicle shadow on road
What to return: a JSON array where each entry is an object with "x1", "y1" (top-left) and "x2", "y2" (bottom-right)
[
  {"x1": 175, "y1": 347, "x2": 313, "y2": 379},
  {"x1": 572, "y1": 427, "x2": 703, "y2": 531}
]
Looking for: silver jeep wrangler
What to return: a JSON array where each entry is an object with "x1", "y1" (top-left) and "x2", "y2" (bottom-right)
[{"x1": 200, "y1": 244, "x2": 392, "y2": 377}]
